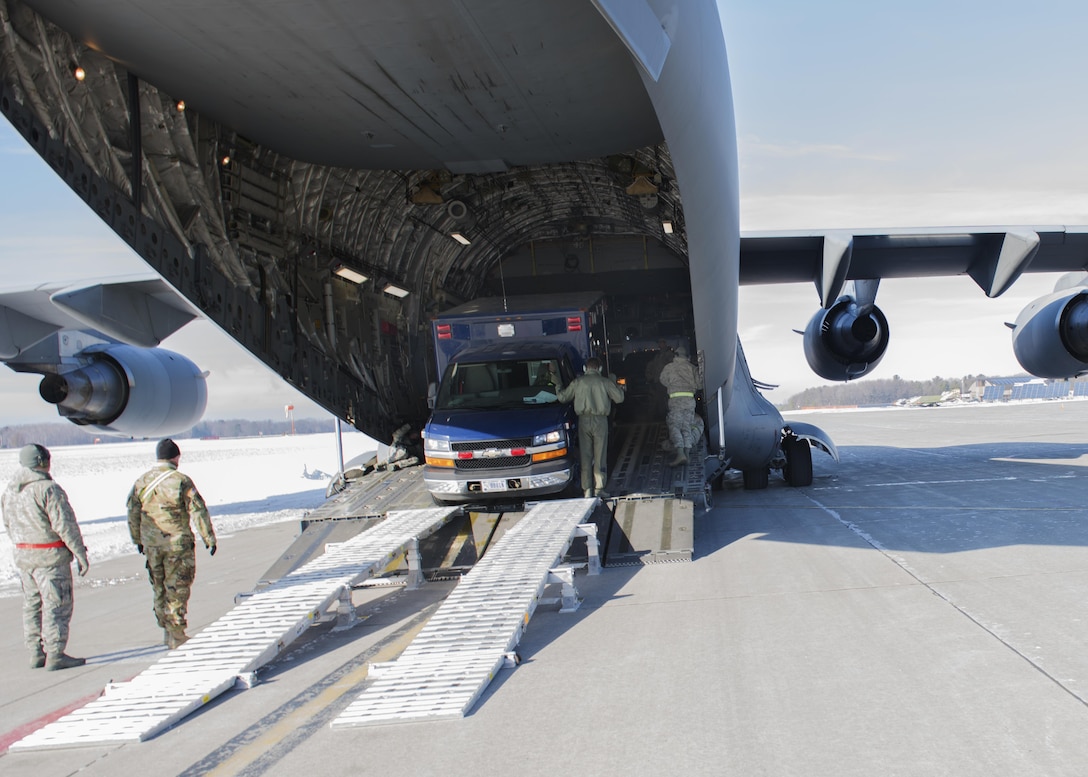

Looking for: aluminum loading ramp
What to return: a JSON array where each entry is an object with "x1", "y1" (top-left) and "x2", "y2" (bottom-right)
[
  {"x1": 10, "y1": 507, "x2": 459, "y2": 751},
  {"x1": 332, "y1": 498, "x2": 598, "y2": 727}
]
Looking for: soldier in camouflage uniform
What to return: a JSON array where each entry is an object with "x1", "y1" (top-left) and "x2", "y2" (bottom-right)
[
  {"x1": 127, "y1": 438, "x2": 216, "y2": 649},
  {"x1": 2, "y1": 443, "x2": 89, "y2": 670},
  {"x1": 658, "y1": 344, "x2": 701, "y2": 467}
]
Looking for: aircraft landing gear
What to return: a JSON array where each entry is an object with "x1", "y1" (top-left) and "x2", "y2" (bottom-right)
[{"x1": 782, "y1": 435, "x2": 813, "y2": 487}]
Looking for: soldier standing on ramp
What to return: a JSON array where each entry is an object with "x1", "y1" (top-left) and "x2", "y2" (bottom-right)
[
  {"x1": 127, "y1": 438, "x2": 217, "y2": 649},
  {"x1": 2, "y1": 443, "x2": 89, "y2": 670},
  {"x1": 659, "y1": 344, "x2": 702, "y2": 467}
]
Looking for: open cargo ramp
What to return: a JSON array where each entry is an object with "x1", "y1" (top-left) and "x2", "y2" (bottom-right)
[{"x1": 599, "y1": 422, "x2": 699, "y2": 565}]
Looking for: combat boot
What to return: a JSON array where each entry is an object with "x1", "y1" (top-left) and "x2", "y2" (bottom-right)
[
  {"x1": 166, "y1": 628, "x2": 189, "y2": 649},
  {"x1": 45, "y1": 653, "x2": 86, "y2": 671},
  {"x1": 669, "y1": 451, "x2": 688, "y2": 467},
  {"x1": 30, "y1": 645, "x2": 46, "y2": 669}
]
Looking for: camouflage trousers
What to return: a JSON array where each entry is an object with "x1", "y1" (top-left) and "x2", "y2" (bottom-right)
[
  {"x1": 144, "y1": 545, "x2": 196, "y2": 631},
  {"x1": 577, "y1": 414, "x2": 610, "y2": 493},
  {"x1": 19, "y1": 564, "x2": 73, "y2": 654},
  {"x1": 666, "y1": 396, "x2": 698, "y2": 451}
]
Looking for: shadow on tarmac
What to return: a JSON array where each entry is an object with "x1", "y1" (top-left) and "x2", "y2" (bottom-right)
[{"x1": 694, "y1": 440, "x2": 1088, "y2": 557}]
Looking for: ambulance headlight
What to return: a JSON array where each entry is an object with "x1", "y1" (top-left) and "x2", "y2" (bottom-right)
[
  {"x1": 424, "y1": 436, "x2": 451, "y2": 452},
  {"x1": 533, "y1": 429, "x2": 563, "y2": 446}
]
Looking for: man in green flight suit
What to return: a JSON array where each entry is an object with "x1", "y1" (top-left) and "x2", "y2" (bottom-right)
[
  {"x1": 556, "y1": 357, "x2": 625, "y2": 498},
  {"x1": 127, "y1": 438, "x2": 217, "y2": 649}
]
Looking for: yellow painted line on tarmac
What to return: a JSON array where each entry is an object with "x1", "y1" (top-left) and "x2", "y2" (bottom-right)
[
  {"x1": 439, "y1": 523, "x2": 473, "y2": 567},
  {"x1": 202, "y1": 618, "x2": 429, "y2": 777},
  {"x1": 470, "y1": 511, "x2": 502, "y2": 557}
]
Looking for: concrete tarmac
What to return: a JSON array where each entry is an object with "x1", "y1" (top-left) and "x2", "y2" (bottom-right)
[{"x1": 3, "y1": 401, "x2": 1088, "y2": 775}]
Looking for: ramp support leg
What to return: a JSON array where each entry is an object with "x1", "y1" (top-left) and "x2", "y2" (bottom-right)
[
  {"x1": 577, "y1": 523, "x2": 601, "y2": 576},
  {"x1": 333, "y1": 585, "x2": 360, "y2": 631},
  {"x1": 548, "y1": 567, "x2": 582, "y2": 613},
  {"x1": 406, "y1": 537, "x2": 425, "y2": 589}
]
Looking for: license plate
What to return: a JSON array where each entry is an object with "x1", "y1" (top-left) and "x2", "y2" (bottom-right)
[{"x1": 481, "y1": 478, "x2": 511, "y2": 491}]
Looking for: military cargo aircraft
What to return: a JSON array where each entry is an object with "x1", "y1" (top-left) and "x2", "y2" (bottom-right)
[{"x1": 1, "y1": 0, "x2": 1087, "y2": 485}]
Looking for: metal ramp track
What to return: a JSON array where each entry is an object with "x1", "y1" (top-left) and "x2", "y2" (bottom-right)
[
  {"x1": 608, "y1": 423, "x2": 671, "y2": 495},
  {"x1": 308, "y1": 464, "x2": 434, "y2": 522},
  {"x1": 331, "y1": 498, "x2": 597, "y2": 727},
  {"x1": 607, "y1": 423, "x2": 710, "y2": 507},
  {"x1": 10, "y1": 507, "x2": 459, "y2": 751}
]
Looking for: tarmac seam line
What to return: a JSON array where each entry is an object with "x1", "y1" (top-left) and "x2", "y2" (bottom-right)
[
  {"x1": 177, "y1": 599, "x2": 443, "y2": 777},
  {"x1": 806, "y1": 492, "x2": 1088, "y2": 711}
]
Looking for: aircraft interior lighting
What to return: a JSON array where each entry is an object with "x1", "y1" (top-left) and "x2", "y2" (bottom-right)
[{"x1": 333, "y1": 264, "x2": 369, "y2": 284}]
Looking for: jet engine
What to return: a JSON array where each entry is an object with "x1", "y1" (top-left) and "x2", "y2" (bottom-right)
[
  {"x1": 1010, "y1": 287, "x2": 1088, "y2": 378},
  {"x1": 37, "y1": 344, "x2": 207, "y2": 437},
  {"x1": 803, "y1": 296, "x2": 890, "y2": 381}
]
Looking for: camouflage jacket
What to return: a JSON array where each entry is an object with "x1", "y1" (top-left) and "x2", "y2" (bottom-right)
[
  {"x1": 2, "y1": 466, "x2": 87, "y2": 571},
  {"x1": 659, "y1": 357, "x2": 701, "y2": 395},
  {"x1": 127, "y1": 462, "x2": 215, "y2": 552}
]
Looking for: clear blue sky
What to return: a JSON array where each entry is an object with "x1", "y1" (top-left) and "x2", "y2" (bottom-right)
[{"x1": 1, "y1": 1, "x2": 1087, "y2": 424}]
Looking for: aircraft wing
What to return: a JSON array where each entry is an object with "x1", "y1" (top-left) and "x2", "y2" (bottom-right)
[
  {"x1": 0, "y1": 275, "x2": 207, "y2": 437},
  {"x1": 0, "y1": 276, "x2": 199, "y2": 358},
  {"x1": 740, "y1": 227, "x2": 1088, "y2": 307}
]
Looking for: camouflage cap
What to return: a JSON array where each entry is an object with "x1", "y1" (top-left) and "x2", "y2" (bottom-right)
[{"x1": 19, "y1": 443, "x2": 50, "y2": 469}]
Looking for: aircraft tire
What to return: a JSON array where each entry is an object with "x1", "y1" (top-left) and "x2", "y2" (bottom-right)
[
  {"x1": 784, "y1": 437, "x2": 813, "y2": 487},
  {"x1": 742, "y1": 467, "x2": 769, "y2": 490}
]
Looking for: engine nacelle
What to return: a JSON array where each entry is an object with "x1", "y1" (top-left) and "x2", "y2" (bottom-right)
[
  {"x1": 803, "y1": 297, "x2": 890, "y2": 381},
  {"x1": 38, "y1": 344, "x2": 207, "y2": 437},
  {"x1": 1011, "y1": 288, "x2": 1088, "y2": 378}
]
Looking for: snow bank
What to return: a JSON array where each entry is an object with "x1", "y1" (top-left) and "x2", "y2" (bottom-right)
[{"x1": 0, "y1": 430, "x2": 376, "y2": 596}]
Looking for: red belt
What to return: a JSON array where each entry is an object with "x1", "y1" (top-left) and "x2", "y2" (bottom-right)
[{"x1": 15, "y1": 541, "x2": 65, "y2": 549}]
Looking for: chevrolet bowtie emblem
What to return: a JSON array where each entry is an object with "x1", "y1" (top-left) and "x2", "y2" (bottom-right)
[{"x1": 480, "y1": 448, "x2": 503, "y2": 458}]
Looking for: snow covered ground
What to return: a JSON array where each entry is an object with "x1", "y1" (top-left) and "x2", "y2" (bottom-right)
[{"x1": 0, "y1": 430, "x2": 377, "y2": 596}]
